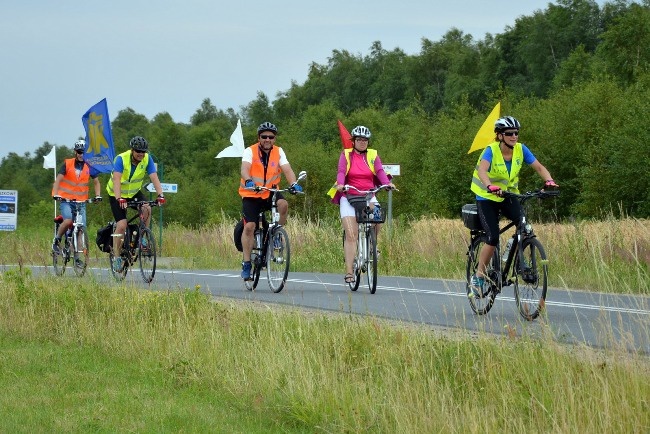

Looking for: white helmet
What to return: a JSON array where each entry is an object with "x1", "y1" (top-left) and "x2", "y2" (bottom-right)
[
  {"x1": 494, "y1": 116, "x2": 521, "y2": 132},
  {"x1": 74, "y1": 139, "x2": 86, "y2": 151},
  {"x1": 351, "y1": 125, "x2": 371, "y2": 139}
]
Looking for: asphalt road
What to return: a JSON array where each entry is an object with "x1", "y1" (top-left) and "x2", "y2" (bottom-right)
[{"x1": 22, "y1": 264, "x2": 649, "y2": 354}]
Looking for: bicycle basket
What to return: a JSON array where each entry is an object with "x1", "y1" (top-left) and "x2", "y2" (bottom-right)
[
  {"x1": 461, "y1": 204, "x2": 482, "y2": 231},
  {"x1": 356, "y1": 202, "x2": 386, "y2": 224}
]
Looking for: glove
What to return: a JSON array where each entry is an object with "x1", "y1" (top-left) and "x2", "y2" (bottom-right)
[
  {"x1": 289, "y1": 183, "x2": 303, "y2": 194},
  {"x1": 544, "y1": 179, "x2": 558, "y2": 188},
  {"x1": 94, "y1": 196, "x2": 102, "y2": 202},
  {"x1": 245, "y1": 179, "x2": 255, "y2": 189},
  {"x1": 117, "y1": 198, "x2": 127, "y2": 207},
  {"x1": 157, "y1": 194, "x2": 166, "y2": 205},
  {"x1": 487, "y1": 185, "x2": 502, "y2": 194},
  {"x1": 53, "y1": 195, "x2": 62, "y2": 201}
]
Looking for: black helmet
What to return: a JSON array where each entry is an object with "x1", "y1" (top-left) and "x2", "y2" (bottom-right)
[
  {"x1": 257, "y1": 121, "x2": 278, "y2": 135},
  {"x1": 494, "y1": 116, "x2": 521, "y2": 132},
  {"x1": 73, "y1": 139, "x2": 86, "y2": 151},
  {"x1": 129, "y1": 136, "x2": 149, "y2": 151}
]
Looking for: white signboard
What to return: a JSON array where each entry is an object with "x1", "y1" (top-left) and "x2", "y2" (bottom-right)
[
  {"x1": 383, "y1": 164, "x2": 401, "y2": 176},
  {"x1": 146, "y1": 183, "x2": 178, "y2": 193},
  {"x1": 0, "y1": 190, "x2": 18, "y2": 231}
]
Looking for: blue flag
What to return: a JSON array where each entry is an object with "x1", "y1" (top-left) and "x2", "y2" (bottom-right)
[{"x1": 82, "y1": 98, "x2": 115, "y2": 174}]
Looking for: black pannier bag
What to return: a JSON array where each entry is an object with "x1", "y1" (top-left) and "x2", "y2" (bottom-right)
[
  {"x1": 96, "y1": 222, "x2": 113, "y2": 253},
  {"x1": 461, "y1": 204, "x2": 482, "y2": 231},
  {"x1": 233, "y1": 219, "x2": 244, "y2": 252}
]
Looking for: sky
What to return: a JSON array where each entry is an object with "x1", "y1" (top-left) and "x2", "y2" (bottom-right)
[{"x1": 0, "y1": 0, "x2": 591, "y2": 161}]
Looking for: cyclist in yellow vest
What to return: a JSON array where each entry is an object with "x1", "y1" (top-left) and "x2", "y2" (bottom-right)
[
  {"x1": 51, "y1": 139, "x2": 102, "y2": 254},
  {"x1": 106, "y1": 136, "x2": 165, "y2": 272},
  {"x1": 468, "y1": 116, "x2": 558, "y2": 297},
  {"x1": 331, "y1": 125, "x2": 395, "y2": 284},
  {"x1": 239, "y1": 122, "x2": 301, "y2": 280}
]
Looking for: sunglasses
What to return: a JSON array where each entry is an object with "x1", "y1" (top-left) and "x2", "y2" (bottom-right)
[
  {"x1": 260, "y1": 135, "x2": 275, "y2": 140},
  {"x1": 75, "y1": 150, "x2": 84, "y2": 154},
  {"x1": 133, "y1": 149, "x2": 147, "y2": 154},
  {"x1": 502, "y1": 131, "x2": 519, "y2": 137}
]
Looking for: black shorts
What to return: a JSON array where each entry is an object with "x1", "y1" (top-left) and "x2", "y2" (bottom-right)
[
  {"x1": 109, "y1": 191, "x2": 146, "y2": 222},
  {"x1": 241, "y1": 194, "x2": 285, "y2": 223},
  {"x1": 476, "y1": 197, "x2": 522, "y2": 246}
]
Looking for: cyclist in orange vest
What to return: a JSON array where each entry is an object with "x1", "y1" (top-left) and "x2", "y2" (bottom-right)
[
  {"x1": 239, "y1": 122, "x2": 302, "y2": 280},
  {"x1": 51, "y1": 139, "x2": 102, "y2": 253}
]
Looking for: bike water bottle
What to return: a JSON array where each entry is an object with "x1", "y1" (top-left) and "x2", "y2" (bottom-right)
[{"x1": 502, "y1": 237, "x2": 514, "y2": 262}]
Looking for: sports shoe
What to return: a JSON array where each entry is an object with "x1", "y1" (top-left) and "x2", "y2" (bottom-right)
[
  {"x1": 112, "y1": 257, "x2": 123, "y2": 273},
  {"x1": 241, "y1": 261, "x2": 252, "y2": 280},
  {"x1": 52, "y1": 237, "x2": 61, "y2": 254},
  {"x1": 140, "y1": 236, "x2": 148, "y2": 248},
  {"x1": 468, "y1": 274, "x2": 484, "y2": 298},
  {"x1": 75, "y1": 258, "x2": 84, "y2": 268}
]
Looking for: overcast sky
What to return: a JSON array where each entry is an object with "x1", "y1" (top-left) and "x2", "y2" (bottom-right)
[{"x1": 1, "y1": 1, "x2": 594, "y2": 160}]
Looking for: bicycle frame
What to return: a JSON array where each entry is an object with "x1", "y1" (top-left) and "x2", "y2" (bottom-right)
[
  {"x1": 53, "y1": 198, "x2": 95, "y2": 277},
  {"x1": 244, "y1": 170, "x2": 306, "y2": 293},
  {"x1": 343, "y1": 184, "x2": 393, "y2": 294},
  {"x1": 465, "y1": 188, "x2": 560, "y2": 320},
  {"x1": 109, "y1": 200, "x2": 159, "y2": 283}
]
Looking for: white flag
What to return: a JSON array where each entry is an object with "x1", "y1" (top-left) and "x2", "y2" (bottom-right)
[
  {"x1": 216, "y1": 119, "x2": 245, "y2": 158},
  {"x1": 43, "y1": 146, "x2": 56, "y2": 169}
]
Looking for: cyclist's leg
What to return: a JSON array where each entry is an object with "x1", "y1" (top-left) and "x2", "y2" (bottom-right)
[
  {"x1": 340, "y1": 197, "x2": 358, "y2": 278},
  {"x1": 475, "y1": 200, "x2": 500, "y2": 280},
  {"x1": 109, "y1": 196, "x2": 128, "y2": 254},
  {"x1": 56, "y1": 202, "x2": 73, "y2": 240},
  {"x1": 275, "y1": 193, "x2": 288, "y2": 225},
  {"x1": 241, "y1": 198, "x2": 264, "y2": 263}
]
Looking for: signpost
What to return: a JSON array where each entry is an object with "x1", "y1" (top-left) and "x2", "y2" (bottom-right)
[
  {"x1": 382, "y1": 164, "x2": 400, "y2": 237},
  {"x1": 146, "y1": 183, "x2": 178, "y2": 194}
]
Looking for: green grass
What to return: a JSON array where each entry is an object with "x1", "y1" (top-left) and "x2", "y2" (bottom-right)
[{"x1": 1, "y1": 269, "x2": 648, "y2": 432}]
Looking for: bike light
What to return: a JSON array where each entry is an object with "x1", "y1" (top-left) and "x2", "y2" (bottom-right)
[{"x1": 525, "y1": 223, "x2": 533, "y2": 234}]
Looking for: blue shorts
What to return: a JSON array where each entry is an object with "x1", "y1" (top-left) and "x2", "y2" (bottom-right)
[{"x1": 59, "y1": 202, "x2": 87, "y2": 226}]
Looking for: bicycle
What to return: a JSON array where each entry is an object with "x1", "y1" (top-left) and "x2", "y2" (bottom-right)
[
  {"x1": 52, "y1": 197, "x2": 98, "y2": 277},
  {"x1": 244, "y1": 171, "x2": 306, "y2": 293},
  {"x1": 343, "y1": 184, "x2": 394, "y2": 294},
  {"x1": 463, "y1": 188, "x2": 560, "y2": 320},
  {"x1": 108, "y1": 200, "x2": 159, "y2": 283}
]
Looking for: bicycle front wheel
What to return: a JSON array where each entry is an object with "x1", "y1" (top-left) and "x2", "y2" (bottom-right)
[
  {"x1": 514, "y1": 237, "x2": 548, "y2": 321},
  {"x1": 267, "y1": 226, "x2": 290, "y2": 293},
  {"x1": 73, "y1": 230, "x2": 89, "y2": 277},
  {"x1": 138, "y1": 227, "x2": 157, "y2": 283},
  {"x1": 366, "y1": 227, "x2": 378, "y2": 294},
  {"x1": 466, "y1": 235, "x2": 498, "y2": 315}
]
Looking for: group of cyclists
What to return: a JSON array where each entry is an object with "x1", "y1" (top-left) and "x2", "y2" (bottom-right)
[
  {"x1": 52, "y1": 116, "x2": 558, "y2": 296},
  {"x1": 51, "y1": 136, "x2": 165, "y2": 273}
]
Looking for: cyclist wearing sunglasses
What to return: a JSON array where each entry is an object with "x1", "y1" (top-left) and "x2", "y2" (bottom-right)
[
  {"x1": 239, "y1": 121, "x2": 301, "y2": 280},
  {"x1": 51, "y1": 139, "x2": 102, "y2": 253},
  {"x1": 106, "y1": 136, "x2": 165, "y2": 272},
  {"x1": 468, "y1": 116, "x2": 558, "y2": 297}
]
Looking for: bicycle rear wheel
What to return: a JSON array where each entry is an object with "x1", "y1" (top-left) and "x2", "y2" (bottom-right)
[
  {"x1": 514, "y1": 237, "x2": 548, "y2": 321},
  {"x1": 366, "y1": 227, "x2": 378, "y2": 294},
  {"x1": 267, "y1": 226, "x2": 290, "y2": 293},
  {"x1": 138, "y1": 227, "x2": 156, "y2": 283},
  {"x1": 466, "y1": 235, "x2": 498, "y2": 315},
  {"x1": 73, "y1": 230, "x2": 89, "y2": 277}
]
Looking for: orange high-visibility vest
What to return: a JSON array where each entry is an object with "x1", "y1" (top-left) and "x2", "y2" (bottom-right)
[
  {"x1": 54, "y1": 158, "x2": 90, "y2": 201},
  {"x1": 239, "y1": 144, "x2": 282, "y2": 199}
]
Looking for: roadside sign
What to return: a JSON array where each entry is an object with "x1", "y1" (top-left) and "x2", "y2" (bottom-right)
[
  {"x1": 383, "y1": 164, "x2": 401, "y2": 176},
  {"x1": 0, "y1": 190, "x2": 18, "y2": 231},
  {"x1": 146, "y1": 183, "x2": 178, "y2": 193}
]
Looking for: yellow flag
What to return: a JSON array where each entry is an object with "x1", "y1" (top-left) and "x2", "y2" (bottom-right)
[{"x1": 467, "y1": 102, "x2": 501, "y2": 154}]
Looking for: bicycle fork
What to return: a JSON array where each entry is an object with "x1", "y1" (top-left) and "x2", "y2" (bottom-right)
[{"x1": 358, "y1": 224, "x2": 367, "y2": 272}]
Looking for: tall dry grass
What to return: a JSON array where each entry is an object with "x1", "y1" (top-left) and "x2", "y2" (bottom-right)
[{"x1": 2, "y1": 216, "x2": 649, "y2": 294}]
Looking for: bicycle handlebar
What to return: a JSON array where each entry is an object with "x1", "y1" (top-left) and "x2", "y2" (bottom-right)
[
  {"x1": 54, "y1": 197, "x2": 100, "y2": 204},
  {"x1": 502, "y1": 188, "x2": 560, "y2": 203},
  {"x1": 245, "y1": 170, "x2": 307, "y2": 195},
  {"x1": 343, "y1": 184, "x2": 397, "y2": 195},
  {"x1": 126, "y1": 200, "x2": 161, "y2": 210}
]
